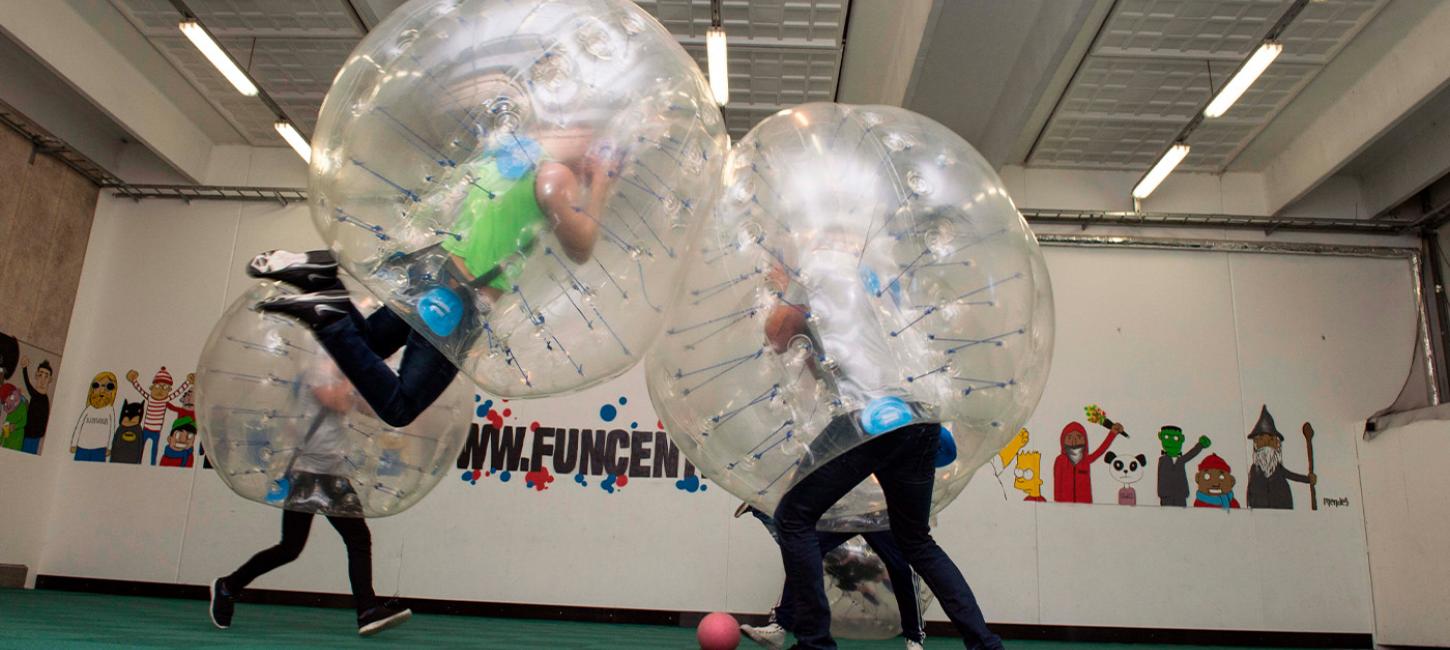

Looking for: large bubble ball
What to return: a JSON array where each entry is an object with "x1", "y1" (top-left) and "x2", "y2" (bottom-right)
[
  {"x1": 196, "y1": 282, "x2": 474, "y2": 517},
  {"x1": 647, "y1": 103, "x2": 1054, "y2": 526},
  {"x1": 824, "y1": 536, "x2": 935, "y2": 640},
  {"x1": 309, "y1": 0, "x2": 728, "y2": 398}
]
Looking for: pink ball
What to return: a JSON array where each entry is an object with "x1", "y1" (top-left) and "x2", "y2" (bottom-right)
[{"x1": 696, "y1": 612, "x2": 741, "y2": 650}]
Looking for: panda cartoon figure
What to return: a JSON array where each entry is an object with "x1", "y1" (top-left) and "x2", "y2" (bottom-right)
[{"x1": 1105, "y1": 451, "x2": 1148, "y2": 506}]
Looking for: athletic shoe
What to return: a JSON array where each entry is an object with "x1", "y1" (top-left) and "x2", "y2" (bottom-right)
[
  {"x1": 358, "y1": 600, "x2": 412, "y2": 636},
  {"x1": 247, "y1": 249, "x2": 341, "y2": 293},
  {"x1": 906, "y1": 639, "x2": 925, "y2": 650},
  {"x1": 209, "y1": 577, "x2": 236, "y2": 629},
  {"x1": 256, "y1": 290, "x2": 351, "y2": 329},
  {"x1": 741, "y1": 622, "x2": 786, "y2": 650}
]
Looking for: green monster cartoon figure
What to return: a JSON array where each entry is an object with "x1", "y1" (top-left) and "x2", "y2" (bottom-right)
[{"x1": 1156, "y1": 425, "x2": 1210, "y2": 507}]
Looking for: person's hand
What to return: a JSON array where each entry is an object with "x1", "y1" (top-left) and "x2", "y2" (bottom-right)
[
  {"x1": 1198, "y1": 435, "x2": 1212, "y2": 448},
  {"x1": 70, "y1": 446, "x2": 77, "y2": 453},
  {"x1": 1308, "y1": 472, "x2": 1317, "y2": 486},
  {"x1": 186, "y1": 372, "x2": 196, "y2": 385},
  {"x1": 1111, "y1": 422, "x2": 1125, "y2": 435},
  {"x1": 126, "y1": 370, "x2": 139, "y2": 384},
  {"x1": 18, "y1": 355, "x2": 28, "y2": 369}
]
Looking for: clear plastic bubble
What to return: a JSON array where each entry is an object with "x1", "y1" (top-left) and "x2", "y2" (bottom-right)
[
  {"x1": 823, "y1": 537, "x2": 935, "y2": 640},
  {"x1": 647, "y1": 104, "x2": 1054, "y2": 528},
  {"x1": 196, "y1": 282, "x2": 473, "y2": 517},
  {"x1": 309, "y1": 0, "x2": 727, "y2": 398}
]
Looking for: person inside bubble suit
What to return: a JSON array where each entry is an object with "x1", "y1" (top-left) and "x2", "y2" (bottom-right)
[
  {"x1": 763, "y1": 226, "x2": 1004, "y2": 650},
  {"x1": 245, "y1": 121, "x2": 610, "y2": 428},
  {"x1": 209, "y1": 361, "x2": 412, "y2": 636},
  {"x1": 734, "y1": 503, "x2": 925, "y2": 650}
]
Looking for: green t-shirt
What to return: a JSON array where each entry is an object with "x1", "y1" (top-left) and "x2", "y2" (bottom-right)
[
  {"x1": 2, "y1": 401, "x2": 27, "y2": 450},
  {"x1": 439, "y1": 160, "x2": 546, "y2": 293}
]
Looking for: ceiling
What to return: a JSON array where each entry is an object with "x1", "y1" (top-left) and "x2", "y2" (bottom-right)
[
  {"x1": 107, "y1": 0, "x2": 849, "y2": 146},
  {"x1": 1025, "y1": 0, "x2": 1387, "y2": 173}
]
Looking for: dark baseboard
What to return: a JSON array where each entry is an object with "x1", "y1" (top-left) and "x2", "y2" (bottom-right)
[{"x1": 34, "y1": 575, "x2": 1372, "y2": 647}]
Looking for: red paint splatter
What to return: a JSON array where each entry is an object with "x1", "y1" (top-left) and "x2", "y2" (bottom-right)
[
  {"x1": 657, "y1": 420, "x2": 663, "y2": 429},
  {"x1": 503, "y1": 408, "x2": 512, "y2": 417},
  {"x1": 616, "y1": 474, "x2": 629, "y2": 488},
  {"x1": 530, "y1": 421, "x2": 540, "y2": 431},
  {"x1": 525, "y1": 467, "x2": 555, "y2": 491},
  {"x1": 471, "y1": 470, "x2": 482, "y2": 481},
  {"x1": 486, "y1": 410, "x2": 503, "y2": 429},
  {"x1": 501, "y1": 399, "x2": 509, "y2": 403}
]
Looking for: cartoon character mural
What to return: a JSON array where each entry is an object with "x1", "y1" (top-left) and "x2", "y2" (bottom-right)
[
  {"x1": 17, "y1": 356, "x2": 53, "y2": 454},
  {"x1": 1012, "y1": 451, "x2": 1045, "y2": 502},
  {"x1": 0, "y1": 333, "x2": 18, "y2": 384},
  {"x1": 159, "y1": 416, "x2": 196, "y2": 468},
  {"x1": 1193, "y1": 453, "x2": 1240, "y2": 510},
  {"x1": 1246, "y1": 406, "x2": 1316, "y2": 509},
  {"x1": 1156, "y1": 425, "x2": 1211, "y2": 507},
  {"x1": 988, "y1": 428, "x2": 1032, "y2": 498},
  {"x1": 109, "y1": 400, "x2": 146, "y2": 464},
  {"x1": 70, "y1": 371, "x2": 118, "y2": 462},
  {"x1": 1052, "y1": 420, "x2": 1121, "y2": 503},
  {"x1": 126, "y1": 367, "x2": 193, "y2": 466},
  {"x1": 1104, "y1": 451, "x2": 1147, "y2": 506},
  {"x1": 1, "y1": 383, "x2": 28, "y2": 451}
]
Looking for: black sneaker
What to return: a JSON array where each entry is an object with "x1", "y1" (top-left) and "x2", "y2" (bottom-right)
[
  {"x1": 256, "y1": 290, "x2": 351, "y2": 329},
  {"x1": 357, "y1": 600, "x2": 412, "y2": 636},
  {"x1": 209, "y1": 577, "x2": 236, "y2": 629},
  {"x1": 247, "y1": 249, "x2": 342, "y2": 293}
]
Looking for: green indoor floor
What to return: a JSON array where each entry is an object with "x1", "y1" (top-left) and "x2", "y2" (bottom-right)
[{"x1": 0, "y1": 589, "x2": 1325, "y2": 649}]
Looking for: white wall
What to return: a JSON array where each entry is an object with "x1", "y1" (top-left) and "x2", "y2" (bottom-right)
[{"x1": 23, "y1": 150, "x2": 1422, "y2": 636}]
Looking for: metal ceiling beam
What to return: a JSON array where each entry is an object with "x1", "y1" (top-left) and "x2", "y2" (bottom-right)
[{"x1": 1020, "y1": 208, "x2": 1421, "y2": 236}]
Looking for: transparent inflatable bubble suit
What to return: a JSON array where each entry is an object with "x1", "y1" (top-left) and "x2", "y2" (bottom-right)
[
  {"x1": 197, "y1": 282, "x2": 473, "y2": 517},
  {"x1": 647, "y1": 103, "x2": 1054, "y2": 528},
  {"x1": 310, "y1": 0, "x2": 727, "y2": 398},
  {"x1": 824, "y1": 537, "x2": 935, "y2": 640}
]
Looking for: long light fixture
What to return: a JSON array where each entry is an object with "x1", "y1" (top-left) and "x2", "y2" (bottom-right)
[
  {"x1": 178, "y1": 19, "x2": 258, "y2": 97},
  {"x1": 1132, "y1": 143, "x2": 1190, "y2": 199},
  {"x1": 706, "y1": 26, "x2": 729, "y2": 106},
  {"x1": 1203, "y1": 41, "x2": 1283, "y2": 118},
  {"x1": 275, "y1": 121, "x2": 312, "y2": 163}
]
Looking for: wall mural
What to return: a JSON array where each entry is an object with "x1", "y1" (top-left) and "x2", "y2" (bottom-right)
[
  {"x1": 64, "y1": 357, "x2": 1332, "y2": 512},
  {"x1": 1, "y1": 330, "x2": 60, "y2": 456}
]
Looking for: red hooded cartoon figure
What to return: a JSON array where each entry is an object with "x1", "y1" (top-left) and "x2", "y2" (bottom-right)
[{"x1": 1052, "y1": 420, "x2": 1121, "y2": 503}]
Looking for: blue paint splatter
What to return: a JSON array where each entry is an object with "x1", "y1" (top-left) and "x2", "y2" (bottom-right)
[
  {"x1": 574, "y1": 473, "x2": 588, "y2": 487},
  {"x1": 499, "y1": 470, "x2": 511, "y2": 482},
  {"x1": 476, "y1": 399, "x2": 494, "y2": 418},
  {"x1": 601, "y1": 474, "x2": 618, "y2": 493},
  {"x1": 675, "y1": 475, "x2": 704, "y2": 493},
  {"x1": 461, "y1": 471, "x2": 472, "y2": 482},
  {"x1": 475, "y1": 394, "x2": 481, "y2": 402},
  {"x1": 630, "y1": 421, "x2": 638, "y2": 429},
  {"x1": 618, "y1": 396, "x2": 628, "y2": 405},
  {"x1": 600, "y1": 404, "x2": 617, "y2": 421}
]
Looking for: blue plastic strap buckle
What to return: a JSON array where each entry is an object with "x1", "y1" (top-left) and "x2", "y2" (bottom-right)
[
  {"x1": 417, "y1": 287, "x2": 465, "y2": 337},
  {"x1": 859, "y1": 396, "x2": 917, "y2": 435}
]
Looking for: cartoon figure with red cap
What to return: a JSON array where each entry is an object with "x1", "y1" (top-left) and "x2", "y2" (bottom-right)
[
  {"x1": 1192, "y1": 453, "x2": 1241, "y2": 510},
  {"x1": 1052, "y1": 420, "x2": 1122, "y2": 503},
  {"x1": 126, "y1": 366, "x2": 194, "y2": 466}
]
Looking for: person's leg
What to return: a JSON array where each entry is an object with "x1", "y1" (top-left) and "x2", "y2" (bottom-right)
[
  {"x1": 862, "y1": 530, "x2": 924, "y2": 644},
  {"x1": 359, "y1": 306, "x2": 411, "y2": 359},
  {"x1": 325, "y1": 516, "x2": 377, "y2": 614},
  {"x1": 142, "y1": 429, "x2": 160, "y2": 465},
  {"x1": 774, "y1": 424, "x2": 899, "y2": 650},
  {"x1": 312, "y1": 311, "x2": 457, "y2": 428},
  {"x1": 875, "y1": 424, "x2": 1002, "y2": 649},
  {"x1": 226, "y1": 510, "x2": 314, "y2": 591}
]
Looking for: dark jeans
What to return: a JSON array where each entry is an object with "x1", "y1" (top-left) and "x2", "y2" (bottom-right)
[
  {"x1": 225, "y1": 509, "x2": 376, "y2": 614},
  {"x1": 314, "y1": 305, "x2": 458, "y2": 428},
  {"x1": 774, "y1": 419, "x2": 1003, "y2": 649},
  {"x1": 778, "y1": 529, "x2": 924, "y2": 643}
]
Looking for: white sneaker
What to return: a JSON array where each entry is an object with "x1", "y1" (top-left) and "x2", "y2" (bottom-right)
[
  {"x1": 906, "y1": 639, "x2": 925, "y2": 650},
  {"x1": 740, "y1": 622, "x2": 786, "y2": 650}
]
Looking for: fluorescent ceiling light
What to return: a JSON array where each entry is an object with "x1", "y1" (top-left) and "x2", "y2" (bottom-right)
[
  {"x1": 275, "y1": 121, "x2": 312, "y2": 163},
  {"x1": 1203, "y1": 41, "x2": 1282, "y2": 118},
  {"x1": 1132, "y1": 143, "x2": 1190, "y2": 199},
  {"x1": 179, "y1": 19, "x2": 258, "y2": 97},
  {"x1": 706, "y1": 26, "x2": 729, "y2": 106}
]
